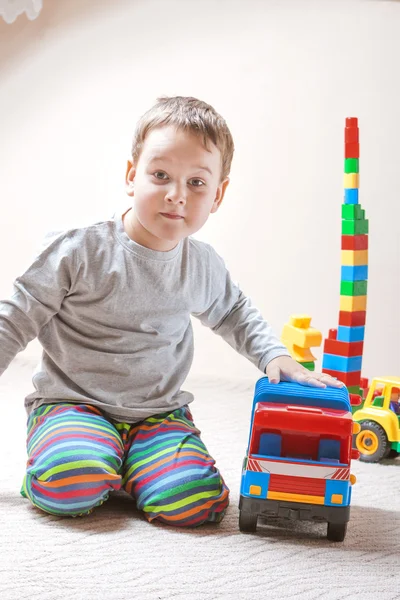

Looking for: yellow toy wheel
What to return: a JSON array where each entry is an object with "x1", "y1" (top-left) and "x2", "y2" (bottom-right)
[
  {"x1": 355, "y1": 421, "x2": 390, "y2": 463},
  {"x1": 356, "y1": 430, "x2": 379, "y2": 455}
]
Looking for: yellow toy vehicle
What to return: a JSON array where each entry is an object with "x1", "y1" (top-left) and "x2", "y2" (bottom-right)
[{"x1": 353, "y1": 377, "x2": 400, "y2": 462}]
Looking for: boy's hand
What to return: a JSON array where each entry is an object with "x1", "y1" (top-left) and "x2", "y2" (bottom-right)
[{"x1": 265, "y1": 355, "x2": 344, "y2": 389}]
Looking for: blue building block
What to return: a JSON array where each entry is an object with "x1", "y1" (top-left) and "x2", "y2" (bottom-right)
[
  {"x1": 344, "y1": 188, "x2": 359, "y2": 204},
  {"x1": 337, "y1": 326, "x2": 365, "y2": 343},
  {"x1": 341, "y1": 265, "x2": 368, "y2": 281},
  {"x1": 322, "y1": 353, "x2": 363, "y2": 373}
]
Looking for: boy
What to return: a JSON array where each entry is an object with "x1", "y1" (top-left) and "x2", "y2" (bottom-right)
[{"x1": 0, "y1": 96, "x2": 341, "y2": 526}]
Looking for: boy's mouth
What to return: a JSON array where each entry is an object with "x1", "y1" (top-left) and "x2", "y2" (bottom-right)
[{"x1": 160, "y1": 213, "x2": 184, "y2": 220}]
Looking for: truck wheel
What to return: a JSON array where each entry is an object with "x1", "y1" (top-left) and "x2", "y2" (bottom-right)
[
  {"x1": 239, "y1": 510, "x2": 258, "y2": 533},
  {"x1": 355, "y1": 421, "x2": 389, "y2": 463},
  {"x1": 327, "y1": 522, "x2": 347, "y2": 542}
]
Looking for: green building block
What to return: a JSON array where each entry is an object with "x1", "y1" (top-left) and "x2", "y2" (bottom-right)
[
  {"x1": 342, "y1": 204, "x2": 365, "y2": 220},
  {"x1": 299, "y1": 361, "x2": 315, "y2": 371},
  {"x1": 344, "y1": 158, "x2": 359, "y2": 173},
  {"x1": 352, "y1": 402, "x2": 364, "y2": 414},
  {"x1": 340, "y1": 280, "x2": 368, "y2": 296},
  {"x1": 348, "y1": 386, "x2": 362, "y2": 395},
  {"x1": 342, "y1": 219, "x2": 369, "y2": 235}
]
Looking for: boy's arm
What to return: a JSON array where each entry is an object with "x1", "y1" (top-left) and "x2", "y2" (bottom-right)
[
  {"x1": 192, "y1": 245, "x2": 342, "y2": 389},
  {"x1": 194, "y1": 285, "x2": 289, "y2": 374},
  {"x1": 0, "y1": 235, "x2": 75, "y2": 376},
  {"x1": 191, "y1": 245, "x2": 289, "y2": 374}
]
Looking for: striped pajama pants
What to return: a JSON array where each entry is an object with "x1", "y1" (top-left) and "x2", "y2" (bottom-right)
[{"x1": 21, "y1": 403, "x2": 229, "y2": 526}]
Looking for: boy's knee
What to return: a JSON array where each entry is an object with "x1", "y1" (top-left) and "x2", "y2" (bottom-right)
[
  {"x1": 138, "y1": 470, "x2": 230, "y2": 528},
  {"x1": 23, "y1": 451, "x2": 122, "y2": 517}
]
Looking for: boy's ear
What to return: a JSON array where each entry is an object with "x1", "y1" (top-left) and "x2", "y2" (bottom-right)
[
  {"x1": 126, "y1": 160, "x2": 133, "y2": 181},
  {"x1": 126, "y1": 160, "x2": 136, "y2": 197},
  {"x1": 211, "y1": 178, "x2": 230, "y2": 214}
]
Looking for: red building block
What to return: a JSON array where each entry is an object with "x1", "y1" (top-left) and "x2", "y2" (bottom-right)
[
  {"x1": 328, "y1": 328, "x2": 337, "y2": 340},
  {"x1": 341, "y1": 235, "x2": 368, "y2": 250},
  {"x1": 349, "y1": 393, "x2": 362, "y2": 406},
  {"x1": 323, "y1": 338, "x2": 364, "y2": 357},
  {"x1": 345, "y1": 143, "x2": 359, "y2": 158},
  {"x1": 339, "y1": 311, "x2": 366, "y2": 327},
  {"x1": 322, "y1": 368, "x2": 361, "y2": 387},
  {"x1": 360, "y1": 377, "x2": 369, "y2": 398},
  {"x1": 345, "y1": 128, "x2": 359, "y2": 143}
]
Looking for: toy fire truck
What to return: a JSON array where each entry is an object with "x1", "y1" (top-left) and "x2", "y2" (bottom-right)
[{"x1": 239, "y1": 378, "x2": 360, "y2": 541}]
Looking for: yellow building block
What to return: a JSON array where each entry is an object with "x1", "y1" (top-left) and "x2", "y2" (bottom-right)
[
  {"x1": 341, "y1": 249, "x2": 368, "y2": 266},
  {"x1": 343, "y1": 173, "x2": 359, "y2": 189},
  {"x1": 281, "y1": 342, "x2": 316, "y2": 363},
  {"x1": 289, "y1": 315, "x2": 311, "y2": 328},
  {"x1": 281, "y1": 314, "x2": 322, "y2": 363},
  {"x1": 339, "y1": 295, "x2": 367, "y2": 311},
  {"x1": 281, "y1": 323, "x2": 322, "y2": 348}
]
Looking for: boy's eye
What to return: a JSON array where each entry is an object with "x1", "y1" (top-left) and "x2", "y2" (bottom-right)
[
  {"x1": 189, "y1": 178, "x2": 205, "y2": 187},
  {"x1": 154, "y1": 171, "x2": 168, "y2": 180}
]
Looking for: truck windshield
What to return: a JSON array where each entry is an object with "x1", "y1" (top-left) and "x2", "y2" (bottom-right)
[
  {"x1": 252, "y1": 431, "x2": 347, "y2": 464},
  {"x1": 249, "y1": 403, "x2": 352, "y2": 464}
]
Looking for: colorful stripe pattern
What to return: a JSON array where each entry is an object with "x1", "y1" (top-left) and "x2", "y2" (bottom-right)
[{"x1": 22, "y1": 403, "x2": 229, "y2": 526}]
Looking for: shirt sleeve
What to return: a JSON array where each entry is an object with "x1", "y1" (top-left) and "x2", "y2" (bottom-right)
[
  {"x1": 0, "y1": 233, "x2": 76, "y2": 376},
  {"x1": 191, "y1": 243, "x2": 290, "y2": 373}
]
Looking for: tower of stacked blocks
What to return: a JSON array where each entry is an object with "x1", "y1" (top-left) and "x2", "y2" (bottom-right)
[{"x1": 322, "y1": 117, "x2": 368, "y2": 397}]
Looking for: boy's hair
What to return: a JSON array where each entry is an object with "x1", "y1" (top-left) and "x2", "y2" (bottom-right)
[{"x1": 131, "y1": 96, "x2": 234, "y2": 181}]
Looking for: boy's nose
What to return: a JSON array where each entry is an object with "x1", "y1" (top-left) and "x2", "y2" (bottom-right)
[{"x1": 165, "y1": 183, "x2": 187, "y2": 205}]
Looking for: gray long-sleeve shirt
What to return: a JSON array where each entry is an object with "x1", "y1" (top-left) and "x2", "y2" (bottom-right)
[{"x1": 0, "y1": 212, "x2": 289, "y2": 422}]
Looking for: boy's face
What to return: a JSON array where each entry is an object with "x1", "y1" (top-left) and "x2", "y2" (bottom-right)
[{"x1": 124, "y1": 125, "x2": 229, "y2": 251}]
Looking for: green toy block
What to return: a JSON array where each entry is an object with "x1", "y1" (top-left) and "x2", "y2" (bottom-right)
[
  {"x1": 344, "y1": 158, "x2": 359, "y2": 173},
  {"x1": 342, "y1": 204, "x2": 365, "y2": 220},
  {"x1": 348, "y1": 385, "x2": 362, "y2": 395},
  {"x1": 340, "y1": 280, "x2": 368, "y2": 296},
  {"x1": 299, "y1": 361, "x2": 315, "y2": 371},
  {"x1": 342, "y1": 219, "x2": 369, "y2": 235}
]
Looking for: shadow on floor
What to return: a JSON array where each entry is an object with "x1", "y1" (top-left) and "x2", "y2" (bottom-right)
[
  {"x1": 1, "y1": 490, "x2": 398, "y2": 552},
  {"x1": 239, "y1": 503, "x2": 400, "y2": 551}
]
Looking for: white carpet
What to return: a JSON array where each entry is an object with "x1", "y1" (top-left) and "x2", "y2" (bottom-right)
[{"x1": 0, "y1": 357, "x2": 399, "y2": 600}]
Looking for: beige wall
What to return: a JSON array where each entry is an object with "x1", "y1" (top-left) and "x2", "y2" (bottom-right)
[{"x1": 0, "y1": 0, "x2": 399, "y2": 381}]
